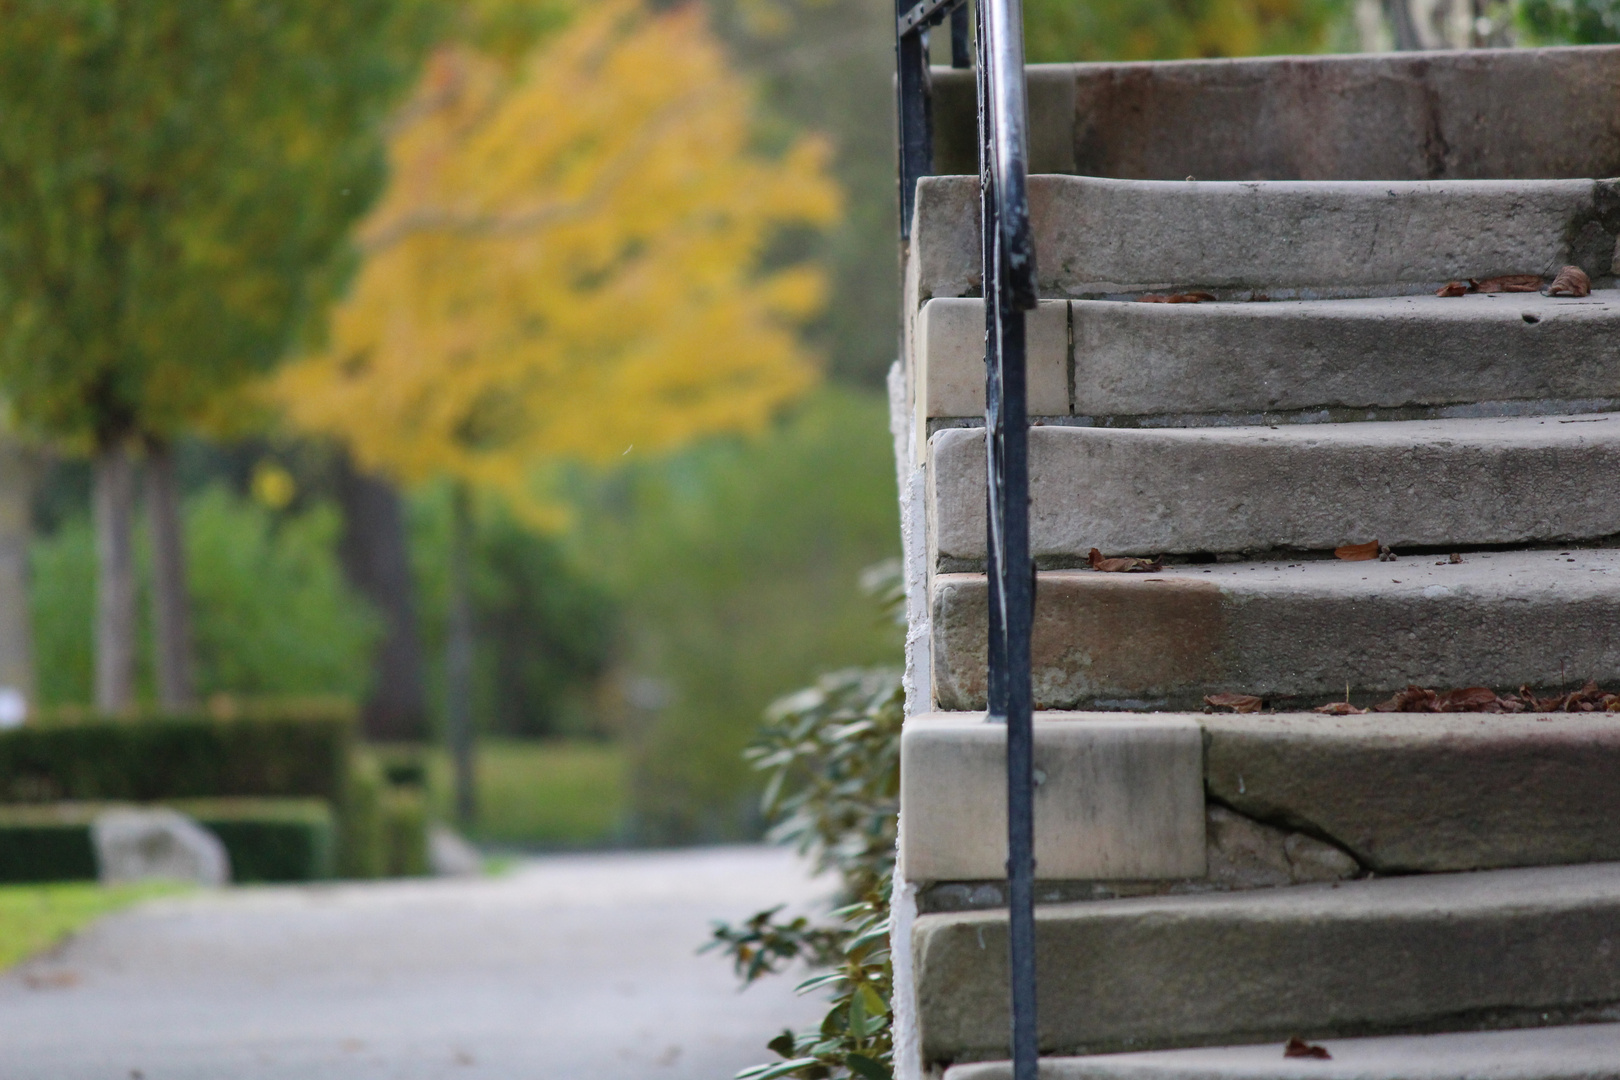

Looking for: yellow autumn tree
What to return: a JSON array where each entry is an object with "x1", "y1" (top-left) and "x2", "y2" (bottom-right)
[
  {"x1": 276, "y1": 0, "x2": 838, "y2": 502},
  {"x1": 271, "y1": 0, "x2": 839, "y2": 819}
]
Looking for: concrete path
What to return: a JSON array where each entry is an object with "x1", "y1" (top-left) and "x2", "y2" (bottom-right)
[{"x1": 0, "y1": 846, "x2": 832, "y2": 1080}]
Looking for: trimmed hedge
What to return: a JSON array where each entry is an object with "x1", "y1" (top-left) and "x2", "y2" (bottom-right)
[
  {"x1": 0, "y1": 799, "x2": 335, "y2": 883},
  {"x1": 0, "y1": 804, "x2": 97, "y2": 882},
  {"x1": 170, "y1": 799, "x2": 334, "y2": 882},
  {"x1": 0, "y1": 702, "x2": 430, "y2": 880},
  {"x1": 5, "y1": 700, "x2": 353, "y2": 804},
  {"x1": 340, "y1": 752, "x2": 429, "y2": 879}
]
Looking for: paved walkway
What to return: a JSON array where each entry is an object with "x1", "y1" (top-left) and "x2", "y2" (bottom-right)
[{"x1": 0, "y1": 846, "x2": 831, "y2": 1080}]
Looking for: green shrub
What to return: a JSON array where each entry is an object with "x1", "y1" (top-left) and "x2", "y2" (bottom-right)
[
  {"x1": 380, "y1": 788, "x2": 428, "y2": 877},
  {"x1": 709, "y1": 666, "x2": 902, "y2": 1080},
  {"x1": 1, "y1": 701, "x2": 354, "y2": 806},
  {"x1": 338, "y1": 751, "x2": 388, "y2": 879},
  {"x1": 0, "y1": 799, "x2": 335, "y2": 883}
]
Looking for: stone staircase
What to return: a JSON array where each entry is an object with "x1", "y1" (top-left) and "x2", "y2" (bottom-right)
[{"x1": 889, "y1": 45, "x2": 1620, "y2": 1080}]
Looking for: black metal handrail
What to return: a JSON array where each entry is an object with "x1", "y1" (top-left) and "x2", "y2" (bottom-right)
[{"x1": 895, "y1": 0, "x2": 1039, "y2": 1076}]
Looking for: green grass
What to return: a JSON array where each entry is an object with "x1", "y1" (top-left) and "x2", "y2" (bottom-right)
[
  {"x1": 426, "y1": 739, "x2": 627, "y2": 849},
  {"x1": 0, "y1": 881, "x2": 187, "y2": 971}
]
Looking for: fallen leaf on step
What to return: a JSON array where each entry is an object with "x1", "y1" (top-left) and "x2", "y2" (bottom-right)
[
  {"x1": 1284, "y1": 1037, "x2": 1331, "y2": 1059},
  {"x1": 1374, "y1": 685, "x2": 1440, "y2": 712},
  {"x1": 1436, "y1": 281, "x2": 1469, "y2": 297},
  {"x1": 1470, "y1": 274, "x2": 1543, "y2": 293},
  {"x1": 1334, "y1": 540, "x2": 1379, "y2": 561},
  {"x1": 1439, "y1": 686, "x2": 1501, "y2": 711},
  {"x1": 1204, "y1": 692, "x2": 1263, "y2": 713},
  {"x1": 1087, "y1": 548, "x2": 1164, "y2": 573},
  {"x1": 1520, "y1": 679, "x2": 1620, "y2": 712},
  {"x1": 1312, "y1": 701, "x2": 1366, "y2": 715},
  {"x1": 1137, "y1": 292, "x2": 1216, "y2": 304},
  {"x1": 1548, "y1": 265, "x2": 1592, "y2": 297}
]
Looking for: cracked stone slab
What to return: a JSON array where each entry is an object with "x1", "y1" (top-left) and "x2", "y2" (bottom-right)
[
  {"x1": 930, "y1": 549, "x2": 1620, "y2": 709},
  {"x1": 1202, "y1": 711, "x2": 1620, "y2": 873},
  {"x1": 914, "y1": 862, "x2": 1620, "y2": 1063},
  {"x1": 912, "y1": 174, "x2": 1620, "y2": 305},
  {"x1": 929, "y1": 416, "x2": 1620, "y2": 563}
]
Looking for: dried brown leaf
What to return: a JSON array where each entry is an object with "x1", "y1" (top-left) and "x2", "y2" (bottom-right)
[
  {"x1": 1284, "y1": 1037, "x2": 1331, "y2": 1060},
  {"x1": 1334, "y1": 540, "x2": 1379, "y2": 561},
  {"x1": 1087, "y1": 548, "x2": 1164, "y2": 573},
  {"x1": 1548, "y1": 265, "x2": 1592, "y2": 297},
  {"x1": 1137, "y1": 292, "x2": 1216, "y2": 304},
  {"x1": 1205, "y1": 692, "x2": 1263, "y2": 713},
  {"x1": 1312, "y1": 701, "x2": 1366, "y2": 715},
  {"x1": 1436, "y1": 281, "x2": 1469, "y2": 297},
  {"x1": 1438, "y1": 686, "x2": 1501, "y2": 712},
  {"x1": 1374, "y1": 685, "x2": 1440, "y2": 712},
  {"x1": 1470, "y1": 274, "x2": 1543, "y2": 294}
]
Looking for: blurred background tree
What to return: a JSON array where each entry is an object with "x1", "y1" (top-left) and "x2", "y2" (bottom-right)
[
  {"x1": 1518, "y1": 0, "x2": 1620, "y2": 40},
  {"x1": 0, "y1": 0, "x2": 437, "y2": 711},
  {"x1": 271, "y1": 0, "x2": 840, "y2": 822}
]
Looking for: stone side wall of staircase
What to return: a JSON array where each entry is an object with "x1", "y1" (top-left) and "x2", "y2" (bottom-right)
[{"x1": 889, "y1": 45, "x2": 1620, "y2": 1080}]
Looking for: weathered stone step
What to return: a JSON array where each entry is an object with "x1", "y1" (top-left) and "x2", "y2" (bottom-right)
[
  {"x1": 915, "y1": 292, "x2": 1620, "y2": 424},
  {"x1": 902, "y1": 710, "x2": 1620, "y2": 885},
  {"x1": 944, "y1": 1022, "x2": 1620, "y2": 1080},
  {"x1": 911, "y1": 174, "x2": 1620, "y2": 304},
  {"x1": 928, "y1": 47, "x2": 1620, "y2": 183},
  {"x1": 930, "y1": 548, "x2": 1620, "y2": 710},
  {"x1": 913, "y1": 862, "x2": 1620, "y2": 1064},
  {"x1": 929, "y1": 415, "x2": 1620, "y2": 566}
]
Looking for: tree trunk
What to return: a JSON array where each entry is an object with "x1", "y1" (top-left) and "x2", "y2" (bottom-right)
[
  {"x1": 93, "y1": 440, "x2": 137, "y2": 712},
  {"x1": 0, "y1": 435, "x2": 35, "y2": 719},
  {"x1": 445, "y1": 481, "x2": 477, "y2": 826},
  {"x1": 145, "y1": 438, "x2": 196, "y2": 709},
  {"x1": 1385, "y1": 0, "x2": 1426, "y2": 48},
  {"x1": 334, "y1": 453, "x2": 429, "y2": 741}
]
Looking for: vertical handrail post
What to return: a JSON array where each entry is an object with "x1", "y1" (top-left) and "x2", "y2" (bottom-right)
[
  {"x1": 895, "y1": 0, "x2": 933, "y2": 239},
  {"x1": 896, "y1": 0, "x2": 1037, "y2": 1072},
  {"x1": 974, "y1": 0, "x2": 1038, "y2": 1074}
]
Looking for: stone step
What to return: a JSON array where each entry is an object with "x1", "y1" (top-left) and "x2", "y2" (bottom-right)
[
  {"x1": 913, "y1": 862, "x2": 1620, "y2": 1065},
  {"x1": 928, "y1": 47, "x2": 1620, "y2": 183},
  {"x1": 911, "y1": 174, "x2": 1620, "y2": 305},
  {"x1": 915, "y1": 292, "x2": 1620, "y2": 424},
  {"x1": 943, "y1": 1022, "x2": 1620, "y2": 1080},
  {"x1": 928, "y1": 415, "x2": 1620, "y2": 566},
  {"x1": 930, "y1": 548, "x2": 1620, "y2": 710},
  {"x1": 901, "y1": 710, "x2": 1620, "y2": 885}
]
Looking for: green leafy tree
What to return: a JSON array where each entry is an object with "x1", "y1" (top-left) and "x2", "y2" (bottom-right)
[
  {"x1": 0, "y1": 0, "x2": 435, "y2": 710},
  {"x1": 1023, "y1": 0, "x2": 1342, "y2": 61},
  {"x1": 1519, "y1": 0, "x2": 1620, "y2": 41}
]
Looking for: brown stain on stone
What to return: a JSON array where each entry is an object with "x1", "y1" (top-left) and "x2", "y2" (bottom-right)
[{"x1": 933, "y1": 571, "x2": 1226, "y2": 709}]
